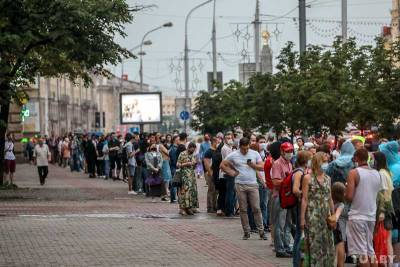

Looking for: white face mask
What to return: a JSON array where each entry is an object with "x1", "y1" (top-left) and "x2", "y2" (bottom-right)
[
  {"x1": 260, "y1": 143, "x2": 267, "y2": 151},
  {"x1": 307, "y1": 160, "x2": 312, "y2": 168},
  {"x1": 227, "y1": 140, "x2": 234, "y2": 146},
  {"x1": 284, "y1": 152, "x2": 293, "y2": 161}
]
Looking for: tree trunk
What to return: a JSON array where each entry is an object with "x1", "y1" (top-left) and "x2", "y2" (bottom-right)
[{"x1": 0, "y1": 102, "x2": 10, "y2": 185}]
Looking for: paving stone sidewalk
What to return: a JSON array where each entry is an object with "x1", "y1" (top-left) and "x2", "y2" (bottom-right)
[{"x1": 0, "y1": 164, "x2": 291, "y2": 267}]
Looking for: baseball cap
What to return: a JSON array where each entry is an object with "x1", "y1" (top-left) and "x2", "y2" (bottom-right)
[{"x1": 281, "y1": 142, "x2": 294, "y2": 152}]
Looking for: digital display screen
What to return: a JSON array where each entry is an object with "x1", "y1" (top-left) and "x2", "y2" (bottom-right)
[{"x1": 120, "y1": 93, "x2": 162, "y2": 124}]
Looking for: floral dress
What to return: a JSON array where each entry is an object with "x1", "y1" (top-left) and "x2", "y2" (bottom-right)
[
  {"x1": 177, "y1": 151, "x2": 199, "y2": 210},
  {"x1": 304, "y1": 174, "x2": 335, "y2": 267}
]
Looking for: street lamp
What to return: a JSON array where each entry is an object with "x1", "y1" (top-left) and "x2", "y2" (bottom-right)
[
  {"x1": 184, "y1": 0, "x2": 212, "y2": 133},
  {"x1": 121, "y1": 40, "x2": 152, "y2": 80},
  {"x1": 139, "y1": 22, "x2": 173, "y2": 91}
]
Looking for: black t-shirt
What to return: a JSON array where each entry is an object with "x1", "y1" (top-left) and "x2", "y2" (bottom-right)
[
  {"x1": 204, "y1": 148, "x2": 221, "y2": 180},
  {"x1": 108, "y1": 139, "x2": 120, "y2": 157},
  {"x1": 176, "y1": 144, "x2": 186, "y2": 160}
]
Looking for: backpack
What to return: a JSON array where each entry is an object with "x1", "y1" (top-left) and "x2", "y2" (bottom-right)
[
  {"x1": 280, "y1": 168, "x2": 304, "y2": 209},
  {"x1": 326, "y1": 162, "x2": 347, "y2": 185},
  {"x1": 264, "y1": 155, "x2": 274, "y2": 190},
  {"x1": 121, "y1": 145, "x2": 129, "y2": 164}
]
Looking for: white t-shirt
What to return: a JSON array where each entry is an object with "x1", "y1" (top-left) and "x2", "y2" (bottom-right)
[
  {"x1": 33, "y1": 144, "x2": 50, "y2": 166},
  {"x1": 4, "y1": 141, "x2": 15, "y2": 160},
  {"x1": 125, "y1": 142, "x2": 137, "y2": 166},
  {"x1": 225, "y1": 150, "x2": 262, "y2": 185},
  {"x1": 220, "y1": 144, "x2": 233, "y2": 178}
]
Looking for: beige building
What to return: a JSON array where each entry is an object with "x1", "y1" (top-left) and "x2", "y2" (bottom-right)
[{"x1": 19, "y1": 74, "x2": 149, "y2": 137}]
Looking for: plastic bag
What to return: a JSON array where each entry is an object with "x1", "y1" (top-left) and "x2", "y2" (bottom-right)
[{"x1": 374, "y1": 221, "x2": 388, "y2": 265}]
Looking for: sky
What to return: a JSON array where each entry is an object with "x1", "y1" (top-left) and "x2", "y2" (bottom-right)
[{"x1": 112, "y1": 0, "x2": 392, "y2": 96}]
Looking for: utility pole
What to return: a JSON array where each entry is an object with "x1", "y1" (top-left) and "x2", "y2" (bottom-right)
[
  {"x1": 211, "y1": 0, "x2": 217, "y2": 92},
  {"x1": 299, "y1": 0, "x2": 307, "y2": 53},
  {"x1": 184, "y1": 0, "x2": 212, "y2": 133},
  {"x1": 341, "y1": 0, "x2": 348, "y2": 41},
  {"x1": 254, "y1": 0, "x2": 261, "y2": 73}
]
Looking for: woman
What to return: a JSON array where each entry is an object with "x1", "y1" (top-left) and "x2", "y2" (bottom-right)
[
  {"x1": 301, "y1": 151, "x2": 335, "y2": 266},
  {"x1": 157, "y1": 140, "x2": 172, "y2": 202},
  {"x1": 292, "y1": 150, "x2": 312, "y2": 267},
  {"x1": 4, "y1": 133, "x2": 16, "y2": 186},
  {"x1": 62, "y1": 137, "x2": 71, "y2": 168},
  {"x1": 145, "y1": 143, "x2": 163, "y2": 200},
  {"x1": 177, "y1": 142, "x2": 199, "y2": 215},
  {"x1": 373, "y1": 151, "x2": 394, "y2": 266},
  {"x1": 102, "y1": 135, "x2": 111, "y2": 180},
  {"x1": 164, "y1": 134, "x2": 173, "y2": 150},
  {"x1": 379, "y1": 141, "x2": 400, "y2": 266}
]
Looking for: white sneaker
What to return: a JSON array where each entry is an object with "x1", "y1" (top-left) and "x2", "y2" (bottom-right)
[{"x1": 128, "y1": 191, "x2": 137, "y2": 195}]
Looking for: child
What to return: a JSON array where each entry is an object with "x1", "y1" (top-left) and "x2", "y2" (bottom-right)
[{"x1": 332, "y1": 182, "x2": 346, "y2": 267}]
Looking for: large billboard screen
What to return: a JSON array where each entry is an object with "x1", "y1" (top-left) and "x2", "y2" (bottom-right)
[{"x1": 120, "y1": 93, "x2": 162, "y2": 124}]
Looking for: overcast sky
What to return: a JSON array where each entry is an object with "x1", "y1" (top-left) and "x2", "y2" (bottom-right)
[{"x1": 113, "y1": 0, "x2": 392, "y2": 96}]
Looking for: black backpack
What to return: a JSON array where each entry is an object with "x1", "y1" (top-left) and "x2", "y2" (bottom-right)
[{"x1": 121, "y1": 145, "x2": 129, "y2": 164}]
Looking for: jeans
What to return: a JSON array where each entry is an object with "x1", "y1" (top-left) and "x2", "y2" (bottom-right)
[
  {"x1": 259, "y1": 186, "x2": 269, "y2": 230},
  {"x1": 134, "y1": 165, "x2": 145, "y2": 192},
  {"x1": 235, "y1": 184, "x2": 264, "y2": 233},
  {"x1": 104, "y1": 159, "x2": 110, "y2": 178},
  {"x1": 271, "y1": 196, "x2": 292, "y2": 254},
  {"x1": 225, "y1": 175, "x2": 236, "y2": 216},
  {"x1": 216, "y1": 178, "x2": 226, "y2": 212},
  {"x1": 38, "y1": 166, "x2": 48, "y2": 185},
  {"x1": 170, "y1": 168, "x2": 177, "y2": 202},
  {"x1": 293, "y1": 203, "x2": 302, "y2": 267}
]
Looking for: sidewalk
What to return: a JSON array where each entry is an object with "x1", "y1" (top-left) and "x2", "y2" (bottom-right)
[{"x1": 0, "y1": 164, "x2": 291, "y2": 267}]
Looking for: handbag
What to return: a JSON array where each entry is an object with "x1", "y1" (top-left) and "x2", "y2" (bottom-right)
[{"x1": 172, "y1": 169, "x2": 182, "y2": 187}]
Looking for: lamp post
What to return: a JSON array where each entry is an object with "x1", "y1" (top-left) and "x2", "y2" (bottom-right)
[
  {"x1": 184, "y1": 0, "x2": 212, "y2": 133},
  {"x1": 139, "y1": 22, "x2": 173, "y2": 91},
  {"x1": 121, "y1": 40, "x2": 152, "y2": 80},
  {"x1": 211, "y1": 0, "x2": 217, "y2": 92}
]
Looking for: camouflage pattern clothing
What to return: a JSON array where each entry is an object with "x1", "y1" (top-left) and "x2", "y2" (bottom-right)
[{"x1": 177, "y1": 151, "x2": 199, "y2": 210}]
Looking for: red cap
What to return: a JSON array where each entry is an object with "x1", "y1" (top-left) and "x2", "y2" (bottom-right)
[{"x1": 281, "y1": 142, "x2": 294, "y2": 152}]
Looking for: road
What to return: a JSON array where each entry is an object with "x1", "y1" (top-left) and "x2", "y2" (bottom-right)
[{"x1": 0, "y1": 164, "x2": 291, "y2": 267}]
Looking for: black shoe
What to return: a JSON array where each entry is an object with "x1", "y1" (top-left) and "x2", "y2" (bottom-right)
[
  {"x1": 242, "y1": 233, "x2": 250, "y2": 240},
  {"x1": 276, "y1": 252, "x2": 292, "y2": 258}
]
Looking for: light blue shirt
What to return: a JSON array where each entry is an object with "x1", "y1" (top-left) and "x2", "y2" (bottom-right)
[{"x1": 225, "y1": 150, "x2": 262, "y2": 185}]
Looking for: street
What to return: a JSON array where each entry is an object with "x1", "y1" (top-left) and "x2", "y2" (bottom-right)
[{"x1": 0, "y1": 164, "x2": 290, "y2": 267}]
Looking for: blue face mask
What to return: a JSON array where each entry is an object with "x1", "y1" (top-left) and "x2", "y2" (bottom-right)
[{"x1": 321, "y1": 163, "x2": 329, "y2": 172}]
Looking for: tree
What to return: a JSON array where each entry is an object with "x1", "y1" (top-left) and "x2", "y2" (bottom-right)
[{"x1": 0, "y1": 0, "x2": 136, "y2": 184}]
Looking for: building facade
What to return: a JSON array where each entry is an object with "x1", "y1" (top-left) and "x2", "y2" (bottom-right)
[{"x1": 18, "y1": 74, "x2": 149, "y2": 137}]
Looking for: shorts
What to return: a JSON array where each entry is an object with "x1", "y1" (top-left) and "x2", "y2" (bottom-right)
[
  {"x1": 109, "y1": 155, "x2": 121, "y2": 170},
  {"x1": 128, "y1": 165, "x2": 136, "y2": 178},
  {"x1": 346, "y1": 219, "x2": 375, "y2": 256},
  {"x1": 4, "y1": 159, "x2": 16, "y2": 173}
]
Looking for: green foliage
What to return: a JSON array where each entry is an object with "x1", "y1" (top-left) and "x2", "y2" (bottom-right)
[
  {"x1": 0, "y1": 0, "x2": 134, "y2": 106},
  {"x1": 192, "y1": 37, "x2": 400, "y2": 138}
]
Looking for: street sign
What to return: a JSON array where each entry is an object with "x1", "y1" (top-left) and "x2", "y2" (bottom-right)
[{"x1": 180, "y1": 111, "x2": 190, "y2": 121}]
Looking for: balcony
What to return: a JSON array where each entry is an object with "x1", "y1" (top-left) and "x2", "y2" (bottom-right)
[
  {"x1": 81, "y1": 100, "x2": 91, "y2": 109},
  {"x1": 59, "y1": 95, "x2": 70, "y2": 105}
]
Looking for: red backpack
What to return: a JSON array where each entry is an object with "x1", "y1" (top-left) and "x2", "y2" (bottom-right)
[
  {"x1": 279, "y1": 168, "x2": 304, "y2": 209},
  {"x1": 264, "y1": 155, "x2": 274, "y2": 190}
]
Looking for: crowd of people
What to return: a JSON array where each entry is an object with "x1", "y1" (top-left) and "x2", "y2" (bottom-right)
[{"x1": 4, "y1": 129, "x2": 400, "y2": 266}]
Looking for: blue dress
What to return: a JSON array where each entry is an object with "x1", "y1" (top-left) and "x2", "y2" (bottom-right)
[{"x1": 162, "y1": 159, "x2": 172, "y2": 182}]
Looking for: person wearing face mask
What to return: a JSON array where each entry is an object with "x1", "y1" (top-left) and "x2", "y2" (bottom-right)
[
  {"x1": 270, "y1": 142, "x2": 294, "y2": 258},
  {"x1": 177, "y1": 142, "x2": 199, "y2": 215},
  {"x1": 145, "y1": 144, "x2": 163, "y2": 201},
  {"x1": 300, "y1": 152, "x2": 335, "y2": 266},
  {"x1": 221, "y1": 132, "x2": 236, "y2": 217},
  {"x1": 258, "y1": 135, "x2": 268, "y2": 161}
]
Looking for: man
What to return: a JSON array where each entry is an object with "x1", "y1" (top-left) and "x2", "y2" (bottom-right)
[
  {"x1": 346, "y1": 148, "x2": 383, "y2": 267},
  {"x1": 271, "y1": 142, "x2": 294, "y2": 258},
  {"x1": 169, "y1": 135, "x2": 180, "y2": 203},
  {"x1": 4, "y1": 133, "x2": 16, "y2": 186},
  {"x1": 203, "y1": 136, "x2": 219, "y2": 213},
  {"x1": 33, "y1": 137, "x2": 51, "y2": 185},
  {"x1": 108, "y1": 132, "x2": 121, "y2": 180},
  {"x1": 125, "y1": 133, "x2": 137, "y2": 195},
  {"x1": 221, "y1": 132, "x2": 235, "y2": 217},
  {"x1": 256, "y1": 135, "x2": 269, "y2": 232},
  {"x1": 220, "y1": 137, "x2": 266, "y2": 240},
  {"x1": 86, "y1": 135, "x2": 98, "y2": 178},
  {"x1": 199, "y1": 133, "x2": 211, "y2": 166}
]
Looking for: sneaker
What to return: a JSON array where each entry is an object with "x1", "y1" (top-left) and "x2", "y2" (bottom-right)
[
  {"x1": 161, "y1": 197, "x2": 169, "y2": 202},
  {"x1": 128, "y1": 191, "x2": 137, "y2": 195},
  {"x1": 259, "y1": 231, "x2": 268, "y2": 240},
  {"x1": 242, "y1": 233, "x2": 250, "y2": 240},
  {"x1": 276, "y1": 252, "x2": 292, "y2": 258},
  {"x1": 216, "y1": 210, "x2": 224, "y2": 216}
]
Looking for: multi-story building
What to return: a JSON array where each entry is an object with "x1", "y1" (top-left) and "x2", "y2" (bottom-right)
[
  {"x1": 391, "y1": 0, "x2": 400, "y2": 40},
  {"x1": 17, "y1": 74, "x2": 149, "y2": 138}
]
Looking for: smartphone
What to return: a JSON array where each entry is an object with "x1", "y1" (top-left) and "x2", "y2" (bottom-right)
[{"x1": 247, "y1": 159, "x2": 252, "y2": 164}]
